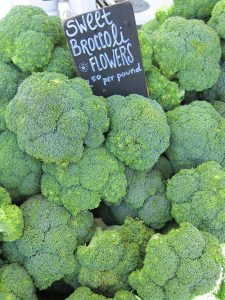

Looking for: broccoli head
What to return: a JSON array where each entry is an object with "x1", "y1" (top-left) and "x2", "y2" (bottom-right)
[
  {"x1": 0, "y1": 5, "x2": 65, "y2": 72},
  {"x1": 201, "y1": 62, "x2": 225, "y2": 103},
  {"x1": 0, "y1": 131, "x2": 42, "y2": 199},
  {"x1": 5, "y1": 72, "x2": 109, "y2": 164},
  {"x1": 0, "y1": 6, "x2": 45, "y2": 62},
  {"x1": 153, "y1": 17, "x2": 221, "y2": 91},
  {"x1": 169, "y1": 0, "x2": 219, "y2": 20},
  {"x1": 44, "y1": 46, "x2": 76, "y2": 78},
  {"x1": 2, "y1": 195, "x2": 80, "y2": 290},
  {"x1": 66, "y1": 287, "x2": 139, "y2": 300},
  {"x1": 0, "y1": 186, "x2": 24, "y2": 242},
  {"x1": 41, "y1": 146, "x2": 127, "y2": 215},
  {"x1": 106, "y1": 94, "x2": 170, "y2": 171},
  {"x1": 110, "y1": 164, "x2": 171, "y2": 229},
  {"x1": 208, "y1": 0, "x2": 225, "y2": 39},
  {"x1": 0, "y1": 263, "x2": 37, "y2": 300},
  {"x1": 146, "y1": 66, "x2": 185, "y2": 111},
  {"x1": 167, "y1": 161, "x2": 225, "y2": 242},
  {"x1": 12, "y1": 30, "x2": 54, "y2": 72},
  {"x1": 77, "y1": 217, "x2": 154, "y2": 296},
  {"x1": 129, "y1": 222, "x2": 223, "y2": 300},
  {"x1": 166, "y1": 101, "x2": 225, "y2": 171}
]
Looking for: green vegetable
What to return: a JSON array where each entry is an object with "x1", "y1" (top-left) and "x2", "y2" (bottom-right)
[
  {"x1": 153, "y1": 17, "x2": 221, "y2": 91},
  {"x1": 166, "y1": 101, "x2": 225, "y2": 171},
  {"x1": 129, "y1": 223, "x2": 223, "y2": 300},
  {"x1": 169, "y1": 0, "x2": 219, "y2": 19},
  {"x1": 12, "y1": 30, "x2": 54, "y2": 72},
  {"x1": 106, "y1": 94, "x2": 170, "y2": 170},
  {"x1": 0, "y1": 263, "x2": 37, "y2": 300},
  {"x1": 0, "y1": 186, "x2": 23, "y2": 242},
  {"x1": 110, "y1": 163, "x2": 171, "y2": 229},
  {"x1": 0, "y1": 5, "x2": 65, "y2": 72},
  {"x1": 77, "y1": 218, "x2": 154, "y2": 296},
  {"x1": 146, "y1": 66, "x2": 184, "y2": 111},
  {"x1": 167, "y1": 161, "x2": 225, "y2": 242},
  {"x1": 44, "y1": 46, "x2": 76, "y2": 78},
  {"x1": 5, "y1": 72, "x2": 109, "y2": 164},
  {"x1": 2, "y1": 195, "x2": 82, "y2": 289},
  {"x1": 208, "y1": 0, "x2": 225, "y2": 39},
  {"x1": 0, "y1": 131, "x2": 42, "y2": 199},
  {"x1": 41, "y1": 146, "x2": 127, "y2": 215}
]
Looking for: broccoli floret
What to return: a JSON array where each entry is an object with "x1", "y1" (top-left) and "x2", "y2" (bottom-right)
[
  {"x1": 138, "y1": 30, "x2": 153, "y2": 72},
  {"x1": 153, "y1": 17, "x2": 221, "y2": 91},
  {"x1": 1, "y1": 6, "x2": 65, "y2": 72},
  {"x1": 169, "y1": 0, "x2": 219, "y2": 20},
  {"x1": 12, "y1": 30, "x2": 54, "y2": 72},
  {"x1": 129, "y1": 223, "x2": 223, "y2": 300},
  {"x1": 166, "y1": 101, "x2": 225, "y2": 171},
  {"x1": 211, "y1": 101, "x2": 225, "y2": 117},
  {"x1": 0, "y1": 263, "x2": 37, "y2": 300},
  {"x1": 0, "y1": 131, "x2": 42, "y2": 199},
  {"x1": 29, "y1": 14, "x2": 64, "y2": 45},
  {"x1": 41, "y1": 147, "x2": 127, "y2": 215},
  {"x1": 208, "y1": 0, "x2": 225, "y2": 39},
  {"x1": 106, "y1": 94, "x2": 170, "y2": 170},
  {"x1": 167, "y1": 161, "x2": 225, "y2": 242},
  {"x1": 201, "y1": 62, "x2": 225, "y2": 102},
  {"x1": 110, "y1": 165, "x2": 171, "y2": 229},
  {"x1": 77, "y1": 217, "x2": 154, "y2": 296},
  {"x1": 5, "y1": 72, "x2": 109, "y2": 164},
  {"x1": 2, "y1": 195, "x2": 80, "y2": 290},
  {"x1": 146, "y1": 66, "x2": 185, "y2": 111},
  {"x1": 0, "y1": 186, "x2": 24, "y2": 242},
  {"x1": 44, "y1": 46, "x2": 76, "y2": 78},
  {"x1": 66, "y1": 287, "x2": 139, "y2": 300},
  {"x1": 0, "y1": 6, "x2": 45, "y2": 63}
]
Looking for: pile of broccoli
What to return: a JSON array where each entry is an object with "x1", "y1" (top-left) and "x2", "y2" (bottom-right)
[{"x1": 1, "y1": 2, "x2": 225, "y2": 300}]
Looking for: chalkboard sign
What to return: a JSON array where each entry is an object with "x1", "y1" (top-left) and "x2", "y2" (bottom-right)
[{"x1": 64, "y1": 1, "x2": 148, "y2": 97}]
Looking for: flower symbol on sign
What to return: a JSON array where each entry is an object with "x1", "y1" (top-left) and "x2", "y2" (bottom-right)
[{"x1": 79, "y1": 62, "x2": 89, "y2": 73}]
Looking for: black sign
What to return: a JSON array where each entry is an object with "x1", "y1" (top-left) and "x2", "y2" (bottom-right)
[{"x1": 64, "y1": 1, "x2": 148, "y2": 97}]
